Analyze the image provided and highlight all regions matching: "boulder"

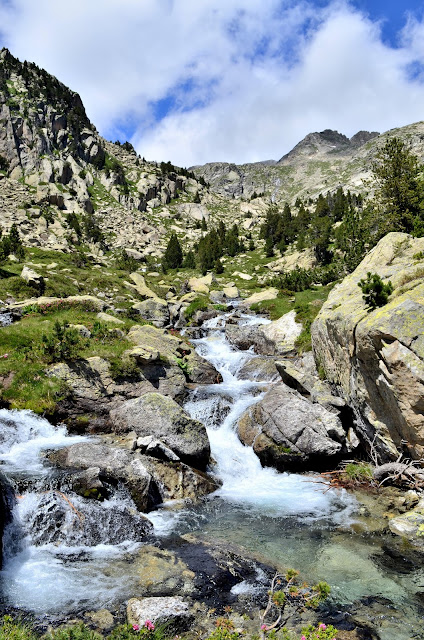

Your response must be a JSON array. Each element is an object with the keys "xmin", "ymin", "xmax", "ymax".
[
  {"xmin": 127, "ymin": 273, "xmax": 159, "ymax": 299},
  {"xmin": 132, "ymin": 298, "xmax": 170, "ymax": 328},
  {"xmin": 241, "ymin": 288, "xmax": 279, "ymax": 307},
  {"xmin": 188, "ymin": 276, "xmax": 210, "ymax": 295},
  {"xmin": 127, "ymin": 324, "xmax": 221, "ymax": 385},
  {"xmin": 237, "ymin": 383, "xmax": 354, "ymax": 470},
  {"xmin": 254, "ymin": 310, "xmax": 302, "ymax": 356},
  {"xmin": 143, "ymin": 457, "xmax": 220, "ymax": 501},
  {"xmin": 96, "ymin": 312, "xmax": 124, "ymax": 325},
  {"xmin": 48, "ymin": 442, "xmax": 155, "ymax": 511},
  {"xmin": 20, "ymin": 265, "xmax": 44, "ymax": 291},
  {"xmin": 223, "ymin": 286, "xmax": 239, "ymax": 299},
  {"xmin": 131, "ymin": 546, "xmax": 195, "ymax": 596},
  {"xmin": 238, "ymin": 357, "xmax": 280, "ymax": 382},
  {"xmin": 311, "ymin": 232, "xmax": 424, "ymax": 461},
  {"xmin": 389, "ymin": 498, "xmax": 424, "ymax": 546},
  {"xmin": 109, "ymin": 392, "xmax": 211, "ymax": 469},
  {"xmin": 127, "ymin": 596, "xmax": 193, "ymax": 632}
]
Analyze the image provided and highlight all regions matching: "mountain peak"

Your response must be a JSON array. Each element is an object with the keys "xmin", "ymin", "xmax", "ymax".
[{"xmin": 278, "ymin": 128, "xmax": 379, "ymax": 163}]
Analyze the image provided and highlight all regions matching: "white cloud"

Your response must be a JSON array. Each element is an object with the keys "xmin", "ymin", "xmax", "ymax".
[{"xmin": 1, "ymin": 1, "xmax": 424, "ymax": 165}]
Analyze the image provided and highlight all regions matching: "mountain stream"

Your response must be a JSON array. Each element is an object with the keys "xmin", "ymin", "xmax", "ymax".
[{"xmin": 0, "ymin": 312, "xmax": 423, "ymax": 639}]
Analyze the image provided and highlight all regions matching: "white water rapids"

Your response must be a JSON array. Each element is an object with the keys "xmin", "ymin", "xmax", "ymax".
[{"xmin": 0, "ymin": 312, "xmax": 422, "ymax": 639}]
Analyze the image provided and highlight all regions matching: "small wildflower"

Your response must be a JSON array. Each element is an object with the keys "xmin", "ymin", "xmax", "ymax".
[
  {"xmin": 319, "ymin": 624, "xmax": 326, "ymax": 631},
  {"xmin": 144, "ymin": 620, "xmax": 155, "ymax": 631},
  {"xmin": 261, "ymin": 624, "xmax": 268, "ymax": 631},
  {"xmin": 132, "ymin": 624, "xmax": 140, "ymax": 631}
]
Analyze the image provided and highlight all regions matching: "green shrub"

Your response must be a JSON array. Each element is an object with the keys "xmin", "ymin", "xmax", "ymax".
[
  {"xmin": 42, "ymin": 321, "xmax": 86, "ymax": 363},
  {"xmin": 184, "ymin": 295, "xmax": 209, "ymax": 321},
  {"xmin": 109, "ymin": 356, "xmax": 140, "ymax": 381},
  {"xmin": 358, "ymin": 272, "xmax": 393, "ymax": 309},
  {"xmin": 344, "ymin": 462, "xmax": 373, "ymax": 483},
  {"xmin": 45, "ymin": 622, "xmax": 102, "ymax": 639}
]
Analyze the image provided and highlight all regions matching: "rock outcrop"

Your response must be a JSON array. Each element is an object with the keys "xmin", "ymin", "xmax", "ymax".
[{"xmin": 312, "ymin": 232, "xmax": 424, "ymax": 461}]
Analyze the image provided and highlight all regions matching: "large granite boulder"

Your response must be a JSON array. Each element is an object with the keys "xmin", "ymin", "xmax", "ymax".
[
  {"xmin": 127, "ymin": 324, "xmax": 221, "ymax": 385},
  {"xmin": 109, "ymin": 392, "xmax": 211, "ymax": 470},
  {"xmin": 127, "ymin": 596, "xmax": 193, "ymax": 632},
  {"xmin": 49, "ymin": 442, "xmax": 156, "ymax": 511},
  {"xmin": 131, "ymin": 298, "xmax": 170, "ymax": 328},
  {"xmin": 311, "ymin": 232, "xmax": 424, "ymax": 461},
  {"xmin": 237, "ymin": 383, "xmax": 355, "ymax": 470}
]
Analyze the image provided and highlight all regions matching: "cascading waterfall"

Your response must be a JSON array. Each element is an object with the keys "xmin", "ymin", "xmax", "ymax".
[{"xmin": 0, "ymin": 314, "xmax": 422, "ymax": 639}]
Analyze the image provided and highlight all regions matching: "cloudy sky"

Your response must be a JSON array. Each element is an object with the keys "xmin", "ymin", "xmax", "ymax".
[{"xmin": 1, "ymin": 0, "xmax": 424, "ymax": 167}]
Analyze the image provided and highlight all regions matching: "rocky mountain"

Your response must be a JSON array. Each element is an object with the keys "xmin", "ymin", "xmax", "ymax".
[
  {"xmin": 0, "ymin": 48, "xmax": 239, "ymax": 260},
  {"xmin": 192, "ymin": 123, "xmax": 424, "ymax": 202}
]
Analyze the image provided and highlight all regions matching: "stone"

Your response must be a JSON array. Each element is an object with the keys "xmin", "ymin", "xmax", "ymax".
[
  {"xmin": 237, "ymin": 383, "xmax": 353, "ymax": 470},
  {"xmin": 132, "ymin": 546, "xmax": 195, "ymax": 595},
  {"xmin": 233, "ymin": 271, "xmax": 253, "ymax": 280},
  {"xmin": 254, "ymin": 310, "xmax": 302, "ymax": 356},
  {"xmin": 127, "ymin": 596, "xmax": 193, "ymax": 632},
  {"xmin": 96, "ymin": 312, "xmax": 124, "ymax": 324},
  {"xmin": 210, "ymin": 290, "xmax": 227, "ymax": 304},
  {"xmin": 238, "ymin": 357, "xmax": 280, "ymax": 382},
  {"xmin": 109, "ymin": 392, "xmax": 211, "ymax": 470},
  {"xmin": 311, "ymin": 232, "xmax": 424, "ymax": 461},
  {"xmin": 20, "ymin": 265, "xmax": 44, "ymax": 290},
  {"xmin": 84, "ymin": 610, "xmax": 114, "ymax": 632},
  {"xmin": 241, "ymin": 288, "xmax": 279, "ymax": 307},
  {"xmin": 49, "ymin": 442, "xmax": 155, "ymax": 512},
  {"xmin": 70, "ymin": 324, "xmax": 91, "ymax": 338},
  {"xmin": 143, "ymin": 457, "xmax": 220, "ymax": 501},
  {"xmin": 389, "ymin": 498, "xmax": 424, "ymax": 546},
  {"xmin": 188, "ymin": 276, "xmax": 210, "ymax": 295},
  {"xmin": 223, "ymin": 286, "xmax": 239, "ymax": 298},
  {"xmin": 131, "ymin": 298, "xmax": 170, "ymax": 328},
  {"xmin": 127, "ymin": 273, "xmax": 159, "ymax": 299}
]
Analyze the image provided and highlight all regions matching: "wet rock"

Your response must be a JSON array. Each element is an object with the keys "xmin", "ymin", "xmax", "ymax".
[
  {"xmin": 143, "ymin": 457, "xmax": 220, "ymax": 502},
  {"xmin": 71, "ymin": 466, "xmax": 106, "ymax": 500},
  {"xmin": 389, "ymin": 498, "xmax": 424, "ymax": 546},
  {"xmin": 49, "ymin": 442, "xmax": 156, "ymax": 511},
  {"xmin": 131, "ymin": 545, "xmax": 196, "ymax": 596},
  {"xmin": 237, "ymin": 383, "xmax": 353, "ymax": 470},
  {"xmin": 109, "ymin": 392, "xmax": 211, "ymax": 470},
  {"xmin": 25, "ymin": 490, "xmax": 153, "ymax": 545},
  {"xmin": 0, "ymin": 472, "xmax": 15, "ymax": 569},
  {"xmin": 127, "ymin": 596, "xmax": 194, "ymax": 632},
  {"xmin": 225, "ymin": 324, "xmax": 257, "ymax": 350},
  {"xmin": 238, "ymin": 357, "xmax": 280, "ymax": 382},
  {"xmin": 84, "ymin": 609, "xmax": 114, "ymax": 632}
]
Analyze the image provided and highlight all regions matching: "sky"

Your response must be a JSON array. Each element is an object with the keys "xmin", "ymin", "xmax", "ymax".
[{"xmin": 1, "ymin": 0, "xmax": 424, "ymax": 167}]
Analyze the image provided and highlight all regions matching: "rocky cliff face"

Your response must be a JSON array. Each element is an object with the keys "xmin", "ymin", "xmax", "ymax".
[
  {"xmin": 0, "ymin": 48, "xmax": 221, "ymax": 257},
  {"xmin": 311, "ymin": 232, "xmax": 424, "ymax": 462}
]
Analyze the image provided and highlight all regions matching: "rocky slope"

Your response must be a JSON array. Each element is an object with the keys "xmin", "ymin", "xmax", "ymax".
[
  {"xmin": 0, "ymin": 48, "xmax": 244, "ymax": 259},
  {"xmin": 192, "ymin": 123, "xmax": 424, "ymax": 203},
  {"xmin": 311, "ymin": 232, "xmax": 424, "ymax": 462}
]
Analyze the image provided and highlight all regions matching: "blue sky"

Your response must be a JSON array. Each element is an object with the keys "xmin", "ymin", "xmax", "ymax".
[{"xmin": 1, "ymin": 0, "xmax": 424, "ymax": 166}]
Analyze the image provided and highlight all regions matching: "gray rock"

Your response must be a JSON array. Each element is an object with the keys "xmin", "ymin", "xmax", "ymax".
[
  {"xmin": 238, "ymin": 357, "xmax": 280, "ymax": 382},
  {"xmin": 49, "ymin": 442, "xmax": 155, "ymax": 511},
  {"xmin": 20, "ymin": 266, "xmax": 44, "ymax": 291},
  {"xmin": 127, "ymin": 596, "xmax": 193, "ymax": 632},
  {"xmin": 311, "ymin": 232, "xmax": 424, "ymax": 461},
  {"xmin": 132, "ymin": 298, "xmax": 170, "ymax": 328},
  {"xmin": 109, "ymin": 392, "xmax": 211, "ymax": 470},
  {"xmin": 237, "ymin": 383, "xmax": 353, "ymax": 470}
]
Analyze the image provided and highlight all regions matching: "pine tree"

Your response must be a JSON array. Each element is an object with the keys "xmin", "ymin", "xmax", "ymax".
[
  {"xmin": 183, "ymin": 250, "xmax": 196, "ymax": 269},
  {"xmin": 371, "ymin": 136, "xmax": 424, "ymax": 236},
  {"xmin": 164, "ymin": 233, "xmax": 183, "ymax": 269}
]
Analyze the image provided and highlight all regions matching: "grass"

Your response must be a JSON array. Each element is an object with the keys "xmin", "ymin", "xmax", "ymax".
[{"xmin": 0, "ymin": 307, "xmax": 136, "ymax": 413}]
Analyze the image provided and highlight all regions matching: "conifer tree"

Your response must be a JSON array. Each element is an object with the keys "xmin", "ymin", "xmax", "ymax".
[{"xmin": 164, "ymin": 233, "xmax": 183, "ymax": 269}]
